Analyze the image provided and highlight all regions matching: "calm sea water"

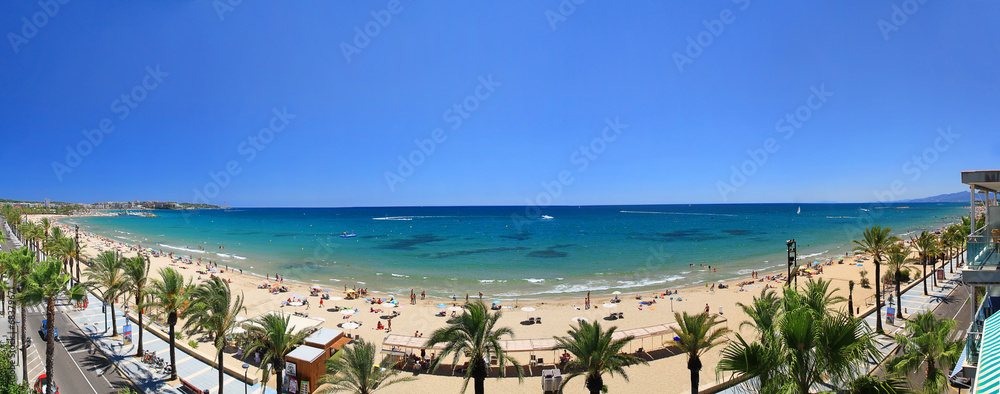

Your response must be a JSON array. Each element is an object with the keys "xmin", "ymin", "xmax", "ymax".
[{"xmin": 63, "ymin": 203, "xmax": 965, "ymax": 298}]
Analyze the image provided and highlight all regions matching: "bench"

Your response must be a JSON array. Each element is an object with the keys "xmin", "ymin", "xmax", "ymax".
[{"xmin": 180, "ymin": 377, "xmax": 208, "ymax": 394}]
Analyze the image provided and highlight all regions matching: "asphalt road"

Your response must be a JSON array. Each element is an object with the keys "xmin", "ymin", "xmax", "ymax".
[{"xmin": 3, "ymin": 220, "xmax": 139, "ymax": 393}]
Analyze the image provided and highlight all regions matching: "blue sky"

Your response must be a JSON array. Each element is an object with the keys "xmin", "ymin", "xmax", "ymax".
[{"xmin": 1, "ymin": 1, "xmax": 998, "ymax": 207}]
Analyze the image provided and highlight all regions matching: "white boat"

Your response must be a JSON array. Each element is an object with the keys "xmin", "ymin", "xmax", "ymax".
[
  {"xmin": 541, "ymin": 215, "xmax": 554, "ymax": 220},
  {"xmin": 797, "ymin": 206, "xmax": 801, "ymax": 215}
]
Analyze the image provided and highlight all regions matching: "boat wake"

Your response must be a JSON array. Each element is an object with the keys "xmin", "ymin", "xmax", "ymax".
[{"xmin": 620, "ymin": 210, "xmax": 737, "ymax": 217}]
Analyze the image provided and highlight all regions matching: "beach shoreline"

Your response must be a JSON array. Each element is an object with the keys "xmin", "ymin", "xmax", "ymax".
[{"xmin": 34, "ymin": 212, "xmax": 959, "ymax": 393}]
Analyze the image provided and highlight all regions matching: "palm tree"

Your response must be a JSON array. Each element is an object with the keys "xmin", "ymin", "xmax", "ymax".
[
  {"xmin": 185, "ymin": 277, "xmax": 246, "ymax": 394},
  {"xmin": 122, "ymin": 255, "xmax": 151, "ymax": 357},
  {"xmin": 316, "ymin": 338, "xmax": 415, "ymax": 394},
  {"xmin": 844, "ymin": 374, "xmax": 913, "ymax": 394},
  {"xmin": 2, "ymin": 248, "xmax": 34, "ymax": 380},
  {"xmin": 426, "ymin": 301, "xmax": 524, "ymax": 394},
  {"xmin": 911, "ymin": 230, "xmax": 938, "ymax": 295},
  {"xmin": 885, "ymin": 245, "xmax": 913, "ymax": 319},
  {"xmin": 853, "ymin": 225, "xmax": 898, "ymax": 334},
  {"xmin": 672, "ymin": 312, "xmax": 730, "ymax": 394},
  {"xmin": 718, "ymin": 284, "xmax": 881, "ymax": 394},
  {"xmin": 21, "ymin": 258, "xmax": 85, "ymax": 394},
  {"xmin": 554, "ymin": 320, "xmax": 647, "ymax": 394},
  {"xmin": 147, "ymin": 267, "xmax": 192, "ymax": 380},
  {"xmin": 84, "ymin": 251, "xmax": 126, "ymax": 336},
  {"xmin": 242, "ymin": 312, "xmax": 309, "ymax": 394},
  {"xmin": 886, "ymin": 311, "xmax": 962, "ymax": 393},
  {"xmin": 944, "ymin": 225, "xmax": 962, "ymax": 274}
]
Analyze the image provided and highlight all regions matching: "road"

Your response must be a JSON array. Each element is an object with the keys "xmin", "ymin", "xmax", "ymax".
[{"xmin": 3, "ymin": 220, "xmax": 139, "ymax": 393}]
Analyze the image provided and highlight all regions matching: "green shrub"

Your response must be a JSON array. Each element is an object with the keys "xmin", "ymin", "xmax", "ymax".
[{"xmin": 188, "ymin": 340, "xmax": 199, "ymax": 349}]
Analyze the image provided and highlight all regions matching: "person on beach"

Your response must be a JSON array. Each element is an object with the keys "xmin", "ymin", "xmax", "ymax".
[{"xmin": 705, "ymin": 303, "xmax": 710, "ymax": 313}]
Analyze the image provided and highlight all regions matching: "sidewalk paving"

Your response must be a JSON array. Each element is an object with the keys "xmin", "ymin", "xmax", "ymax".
[{"xmin": 67, "ymin": 292, "xmax": 277, "ymax": 394}]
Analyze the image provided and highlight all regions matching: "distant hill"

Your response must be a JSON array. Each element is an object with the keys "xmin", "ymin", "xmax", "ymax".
[{"xmin": 905, "ymin": 191, "xmax": 970, "ymax": 203}]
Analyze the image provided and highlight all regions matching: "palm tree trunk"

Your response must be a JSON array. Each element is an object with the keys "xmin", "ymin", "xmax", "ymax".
[
  {"xmin": 932, "ymin": 256, "xmax": 938, "ymax": 288},
  {"xmin": 875, "ymin": 256, "xmax": 883, "ymax": 334},
  {"xmin": 168, "ymin": 314, "xmax": 178, "ymax": 380},
  {"xmin": 218, "ymin": 350, "xmax": 225, "ymax": 394},
  {"xmin": 276, "ymin": 364, "xmax": 284, "ymax": 394},
  {"xmin": 688, "ymin": 355, "xmax": 702, "ymax": 394},
  {"xmin": 136, "ymin": 292, "xmax": 144, "ymax": 357},
  {"xmin": 896, "ymin": 276, "xmax": 902, "ymax": 319},
  {"xmin": 45, "ymin": 298, "xmax": 56, "ymax": 394},
  {"xmin": 21, "ymin": 301, "xmax": 27, "ymax": 380},
  {"xmin": 473, "ymin": 359, "xmax": 487, "ymax": 394},
  {"xmin": 586, "ymin": 374, "xmax": 604, "ymax": 394},
  {"xmin": 922, "ymin": 255, "xmax": 928, "ymax": 295},
  {"xmin": 111, "ymin": 302, "xmax": 118, "ymax": 336}
]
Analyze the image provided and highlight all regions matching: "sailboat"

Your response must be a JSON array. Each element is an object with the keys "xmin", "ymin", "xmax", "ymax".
[{"xmin": 797, "ymin": 206, "xmax": 801, "ymax": 215}]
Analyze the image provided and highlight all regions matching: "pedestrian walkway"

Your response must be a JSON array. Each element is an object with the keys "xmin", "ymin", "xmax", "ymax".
[
  {"xmin": 66, "ymin": 292, "xmax": 277, "ymax": 394},
  {"xmin": 714, "ymin": 259, "xmax": 962, "ymax": 393}
]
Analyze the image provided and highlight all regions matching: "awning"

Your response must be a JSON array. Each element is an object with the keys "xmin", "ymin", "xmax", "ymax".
[
  {"xmin": 952, "ymin": 344, "xmax": 967, "ymax": 378},
  {"xmin": 974, "ymin": 312, "xmax": 1000, "ymax": 393}
]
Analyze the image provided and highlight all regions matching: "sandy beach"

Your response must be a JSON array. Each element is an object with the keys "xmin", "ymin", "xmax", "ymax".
[{"xmin": 33, "ymin": 214, "xmax": 945, "ymax": 394}]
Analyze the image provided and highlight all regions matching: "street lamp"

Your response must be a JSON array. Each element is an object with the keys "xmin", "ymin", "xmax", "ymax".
[
  {"xmin": 786, "ymin": 239, "xmax": 797, "ymax": 288},
  {"xmin": 242, "ymin": 363, "xmax": 250, "ymax": 394},
  {"xmin": 74, "ymin": 225, "xmax": 80, "ymax": 286}
]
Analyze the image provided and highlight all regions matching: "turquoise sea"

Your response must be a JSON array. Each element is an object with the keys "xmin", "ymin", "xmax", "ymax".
[{"xmin": 62, "ymin": 203, "xmax": 966, "ymax": 298}]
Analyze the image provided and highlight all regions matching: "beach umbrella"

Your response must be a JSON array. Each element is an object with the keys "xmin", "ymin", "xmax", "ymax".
[
  {"xmin": 571, "ymin": 317, "xmax": 588, "ymax": 323},
  {"xmin": 311, "ymin": 285, "xmax": 322, "ymax": 290},
  {"xmin": 229, "ymin": 326, "xmax": 246, "ymax": 335},
  {"xmin": 436, "ymin": 304, "xmax": 448, "ymax": 308},
  {"xmin": 520, "ymin": 307, "xmax": 536, "ymax": 312},
  {"xmin": 323, "ymin": 289, "xmax": 332, "ymax": 293},
  {"xmin": 492, "ymin": 300, "xmax": 502, "ymax": 304},
  {"xmin": 449, "ymin": 306, "xmax": 465, "ymax": 312},
  {"xmin": 330, "ymin": 296, "xmax": 343, "ymax": 301},
  {"xmin": 603, "ymin": 303, "xmax": 617, "ymax": 308},
  {"xmin": 341, "ymin": 322, "xmax": 360, "ymax": 330},
  {"xmin": 611, "ymin": 291, "xmax": 622, "ymax": 295},
  {"xmin": 340, "ymin": 309, "xmax": 356, "ymax": 316},
  {"xmin": 383, "ymin": 303, "xmax": 396, "ymax": 308}
]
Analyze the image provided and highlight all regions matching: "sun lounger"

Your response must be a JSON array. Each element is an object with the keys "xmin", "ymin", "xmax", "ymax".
[{"xmin": 528, "ymin": 317, "xmax": 536, "ymax": 324}]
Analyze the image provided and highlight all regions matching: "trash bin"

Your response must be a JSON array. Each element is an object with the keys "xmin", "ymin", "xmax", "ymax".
[{"xmin": 541, "ymin": 369, "xmax": 562, "ymax": 392}]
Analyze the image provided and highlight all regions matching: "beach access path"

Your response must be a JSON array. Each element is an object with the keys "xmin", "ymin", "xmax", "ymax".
[{"xmin": 66, "ymin": 291, "xmax": 278, "ymax": 394}]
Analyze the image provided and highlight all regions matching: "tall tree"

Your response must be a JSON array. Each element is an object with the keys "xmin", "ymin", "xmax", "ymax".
[
  {"xmin": 554, "ymin": 321, "xmax": 646, "ymax": 394},
  {"xmin": 886, "ymin": 311, "xmax": 962, "ymax": 394},
  {"xmin": 122, "ymin": 255, "xmax": 151, "ymax": 357},
  {"xmin": 911, "ymin": 230, "xmax": 939, "ymax": 295},
  {"xmin": 884, "ymin": 245, "xmax": 913, "ymax": 319},
  {"xmin": 147, "ymin": 267, "xmax": 192, "ymax": 380},
  {"xmin": 242, "ymin": 313, "xmax": 309, "ymax": 394},
  {"xmin": 185, "ymin": 277, "xmax": 246, "ymax": 394},
  {"xmin": 21, "ymin": 258, "xmax": 85, "ymax": 394},
  {"xmin": 672, "ymin": 312, "xmax": 730, "ymax": 394},
  {"xmin": 316, "ymin": 338, "xmax": 415, "ymax": 394},
  {"xmin": 426, "ymin": 301, "xmax": 524, "ymax": 394},
  {"xmin": 2, "ymin": 248, "xmax": 34, "ymax": 380},
  {"xmin": 83, "ymin": 251, "xmax": 126, "ymax": 335},
  {"xmin": 853, "ymin": 225, "xmax": 899, "ymax": 334}
]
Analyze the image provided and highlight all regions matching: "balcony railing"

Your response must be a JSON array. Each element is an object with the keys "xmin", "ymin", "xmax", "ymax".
[
  {"xmin": 967, "ymin": 296, "xmax": 1000, "ymax": 365},
  {"xmin": 966, "ymin": 237, "xmax": 1000, "ymax": 270}
]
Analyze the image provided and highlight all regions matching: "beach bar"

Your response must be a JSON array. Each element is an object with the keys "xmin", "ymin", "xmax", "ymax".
[
  {"xmin": 304, "ymin": 327, "xmax": 347, "ymax": 357},
  {"xmin": 285, "ymin": 345, "xmax": 327, "ymax": 394}
]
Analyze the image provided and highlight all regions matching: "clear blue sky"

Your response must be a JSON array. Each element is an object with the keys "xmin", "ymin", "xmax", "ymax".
[{"xmin": 1, "ymin": 1, "xmax": 998, "ymax": 207}]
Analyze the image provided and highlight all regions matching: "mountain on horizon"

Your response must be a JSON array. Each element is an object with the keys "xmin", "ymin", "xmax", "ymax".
[{"xmin": 905, "ymin": 191, "xmax": 970, "ymax": 203}]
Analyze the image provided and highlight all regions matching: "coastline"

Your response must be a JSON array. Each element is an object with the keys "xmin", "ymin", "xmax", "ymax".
[{"xmin": 36, "ymin": 212, "xmax": 959, "ymax": 393}]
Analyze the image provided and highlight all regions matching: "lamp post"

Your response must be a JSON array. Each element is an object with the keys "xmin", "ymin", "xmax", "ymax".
[
  {"xmin": 242, "ymin": 363, "xmax": 250, "ymax": 394},
  {"xmin": 786, "ymin": 239, "xmax": 797, "ymax": 288}
]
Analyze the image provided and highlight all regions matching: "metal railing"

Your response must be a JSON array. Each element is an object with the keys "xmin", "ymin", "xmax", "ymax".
[{"xmin": 966, "ymin": 238, "xmax": 1000, "ymax": 270}]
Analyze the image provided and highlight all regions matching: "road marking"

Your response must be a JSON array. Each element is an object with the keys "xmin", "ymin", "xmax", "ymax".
[{"xmin": 59, "ymin": 337, "xmax": 100, "ymax": 393}]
